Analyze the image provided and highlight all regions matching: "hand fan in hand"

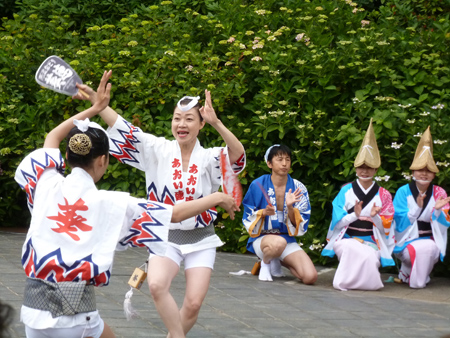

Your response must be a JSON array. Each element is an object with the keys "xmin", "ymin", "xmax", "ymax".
[
  {"xmin": 220, "ymin": 149, "xmax": 243, "ymax": 206},
  {"xmin": 256, "ymin": 181, "xmax": 272, "ymax": 206},
  {"xmin": 35, "ymin": 55, "xmax": 89, "ymax": 98}
]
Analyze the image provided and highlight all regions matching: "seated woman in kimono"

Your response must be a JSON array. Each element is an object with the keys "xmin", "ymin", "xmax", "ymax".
[
  {"xmin": 321, "ymin": 119, "xmax": 395, "ymax": 291},
  {"xmin": 393, "ymin": 126, "xmax": 450, "ymax": 288},
  {"xmin": 15, "ymin": 71, "xmax": 238, "ymax": 338},
  {"xmin": 242, "ymin": 145, "xmax": 317, "ymax": 284},
  {"xmin": 73, "ymin": 85, "xmax": 244, "ymax": 337}
]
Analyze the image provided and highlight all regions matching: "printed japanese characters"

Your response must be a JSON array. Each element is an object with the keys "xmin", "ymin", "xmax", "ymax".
[{"xmin": 35, "ymin": 55, "xmax": 88, "ymax": 97}]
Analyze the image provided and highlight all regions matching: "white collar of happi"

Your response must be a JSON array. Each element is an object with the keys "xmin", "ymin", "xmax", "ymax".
[{"xmin": 171, "ymin": 140, "xmax": 202, "ymax": 204}]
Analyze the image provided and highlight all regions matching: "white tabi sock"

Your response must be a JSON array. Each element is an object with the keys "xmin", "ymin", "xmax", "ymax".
[
  {"xmin": 259, "ymin": 261, "xmax": 273, "ymax": 282},
  {"xmin": 270, "ymin": 259, "xmax": 285, "ymax": 277}
]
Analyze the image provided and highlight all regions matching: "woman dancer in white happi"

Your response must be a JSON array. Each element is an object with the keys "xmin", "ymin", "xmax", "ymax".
[
  {"xmin": 16, "ymin": 72, "xmax": 238, "ymax": 338},
  {"xmin": 393, "ymin": 126, "xmax": 450, "ymax": 288},
  {"xmin": 73, "ymin": 86, "xmax": 245, "ymax": 337}
]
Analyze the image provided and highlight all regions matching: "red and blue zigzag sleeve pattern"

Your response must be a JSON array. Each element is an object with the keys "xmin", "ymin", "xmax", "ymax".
[
  {"xmin": 109, "ymin": 118, "xmax": 142, "ymax": 165},
  {"xmin": 15, "ymin": 149, "xmax": 65, "ymax": 211}
]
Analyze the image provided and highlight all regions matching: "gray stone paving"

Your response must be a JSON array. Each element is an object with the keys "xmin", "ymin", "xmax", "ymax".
[{"xmin": 1, "ymin": 231, "xmax": 450, "ymax": 337}]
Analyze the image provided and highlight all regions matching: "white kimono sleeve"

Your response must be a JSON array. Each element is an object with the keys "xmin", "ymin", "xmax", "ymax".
[{"xmin": 116, "ymin": 197, "xmax": 171, "ymax": 256}]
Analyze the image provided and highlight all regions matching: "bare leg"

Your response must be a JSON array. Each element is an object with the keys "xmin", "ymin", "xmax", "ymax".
[
  {"xmin": 98, "ymin": 323, "xmax": 115, "ymax": 338},
  {"xmin": 260, "ymin": 235, "xmax": 287, "ymax": 263},
  {"xmin": 282, "ymin": 250, "xmax": 317, "ymax": 285},
  {"xmin": 147, "ymin": 256, "xmax": 185, "ymax": 338},
  {"xmin": 178, "ymin": 267, "xmax": 212, "ymax": 335}
]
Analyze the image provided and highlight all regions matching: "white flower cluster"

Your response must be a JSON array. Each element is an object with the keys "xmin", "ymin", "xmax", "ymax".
[
  {"xmin": 268, "ymin": 110, "xmax": 285, "ymax": 117},
  {"xmin": 402, "ymin": 172, "xmax": 412, "ymax": 180},
  {"xmin": 295, "ymin": 33, "xmax": 305, "ymax": 41},
  {"xmin": 432, "ymin": 104, "xmax": 445, "ymax": 109},
  {"xmin": 420, "ymin": 111, "xmax": 430, "ymax": 116},
  {"xmin": 391, "ymin": 142, "xmax": 403, "ymax": 149},
  {"xmin": 398, "ymin": 103, "xmax": 412, "ymax": 108},
  {"xmin": 374, "ymin": 96, "xmax": 395, "ymax": 101},
  {"xmin": 434, "ymin": 139, "xmax": 447, "ymax": 145},
  {"xmin": 437, "ymin": 161, "xmax": 450, "ymax": 167},
  {"xmin": 309, "ymin": 243, "xmax": 324, "ymax": 251}
]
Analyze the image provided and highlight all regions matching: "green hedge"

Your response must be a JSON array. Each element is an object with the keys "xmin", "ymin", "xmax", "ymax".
[{"xmin": 1, "ymin": 0, "xmax": 450, "ymax": 274}]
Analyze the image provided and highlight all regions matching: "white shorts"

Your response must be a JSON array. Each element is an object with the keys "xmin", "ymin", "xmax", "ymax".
[
  {"xmin": 252, "ymin": 236, "xmax": 302, "ymax": 260},
  {"xmin": 150, "ymin": 245, "xmax": 216, "ymax": 270},
  {"xmin": 25, "ymin": 318, "xmax": 104, "ymax": 338}
]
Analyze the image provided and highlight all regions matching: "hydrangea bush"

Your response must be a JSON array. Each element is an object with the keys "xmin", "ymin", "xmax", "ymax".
[{"xmin": 1, "ymin": 0, "xmax": 450, "ymax": 273}]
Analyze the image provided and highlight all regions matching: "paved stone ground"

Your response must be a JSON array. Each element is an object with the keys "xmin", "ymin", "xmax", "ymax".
[{"xmin": 1, "ymin": 231, "xmax": 450, "ymax": 337}]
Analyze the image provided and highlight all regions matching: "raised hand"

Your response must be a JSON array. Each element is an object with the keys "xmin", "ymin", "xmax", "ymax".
[
  {"xmin": 93, "ymin": 70, "xmax": 112, "ymax": 111},
  {"xmin": 370, "ymin": 202, "xmax": 381, "ymax": 217},
  {"xmin": 286, "ymin": 187, "xmax": 302, "ymax": 207},
  {"xmin": 354, "ymin": 200, "xmax": 363, "ymax": 217},
  {"xmin": 199, "ymin": 89, "xmax": 220, "ymax": 126},
  {"xmin": 72, "ymin": 70, "xmax": 112, "ymax": 106},
  {"xmin": 435, "ymin": 196, "xmax": 450, "ymax": 210}
]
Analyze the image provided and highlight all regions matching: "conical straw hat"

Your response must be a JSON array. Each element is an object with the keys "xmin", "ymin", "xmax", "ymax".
[
  {"xmin": 409, "ymin": 126, "xmax": 439, "ymax": 173},
  {"xmin": 354, "ymin": 118, "xmax": 381, "ymax": 169}
]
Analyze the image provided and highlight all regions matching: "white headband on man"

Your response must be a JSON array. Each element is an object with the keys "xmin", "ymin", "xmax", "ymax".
[
  {"xmin": 177, "ymin": 96, "xmax": 200, "ymax": 112},
  {"xmin": 264, "ymin": 144, "xmax": 281, "ymax": 163},
  {"xmin": 73, "ymin": 118, "xmax": 107, "ymax": 135}
]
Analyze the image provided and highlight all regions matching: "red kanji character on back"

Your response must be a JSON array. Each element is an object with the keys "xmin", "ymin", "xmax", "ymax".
[
  {"xmin": 186, "ymin": 187, "xmax": 195, "ymax": 195},
  {"xmin": 174, "ymin": 181, "xmax": 183, "ymax": 189},
  {"xmin": 47, "ymin": 198, "xmax": 92, "ymax": 241}
]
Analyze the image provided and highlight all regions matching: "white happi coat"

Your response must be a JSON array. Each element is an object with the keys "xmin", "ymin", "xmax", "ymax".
[
  {"xmin": 107, "ymin": 116, "xmax": 246, "ymax": 253},
  {"xmin": 15, "ymin": 148, "xmax": 170, "ymax": 330}
]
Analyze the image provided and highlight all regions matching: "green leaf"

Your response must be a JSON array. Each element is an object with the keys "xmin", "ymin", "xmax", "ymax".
[
  {"xmin": 414, "ymin": 85, "xmax": 424, "ymax": 95},
  {"xmin": 238, "ymin": 234, "xmax": 249, "ymax": 242},
  {"xmin": 418, "ymin": 93, "xmax": 429, "ymax": 102}
]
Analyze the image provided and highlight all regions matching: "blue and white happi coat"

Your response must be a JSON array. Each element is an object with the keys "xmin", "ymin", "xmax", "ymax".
[
  {"xmin": 393, "ymin": 183, "xmax": 450, "ymax": 261},
  {"xmin": 107, "ymin": 116, "xmax": 246, "ymax": 253},
  {"xmin": 321, "ymin": 181, "xmax": 395, "ymax": 267},
  {"xmin": 242, "ymin": 174, "xmax": 311, "ymax": 253}
]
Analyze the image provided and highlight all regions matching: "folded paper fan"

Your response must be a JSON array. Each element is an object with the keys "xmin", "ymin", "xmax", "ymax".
[{"xmin": 220, "ymin": 149, "xmax": 243, "ymax": 206}]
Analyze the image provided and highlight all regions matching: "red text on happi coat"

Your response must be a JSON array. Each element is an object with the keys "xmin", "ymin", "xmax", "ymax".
[{"xmin": 47, "ymin": 198, "xmax": 92, "ymax": 241}]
